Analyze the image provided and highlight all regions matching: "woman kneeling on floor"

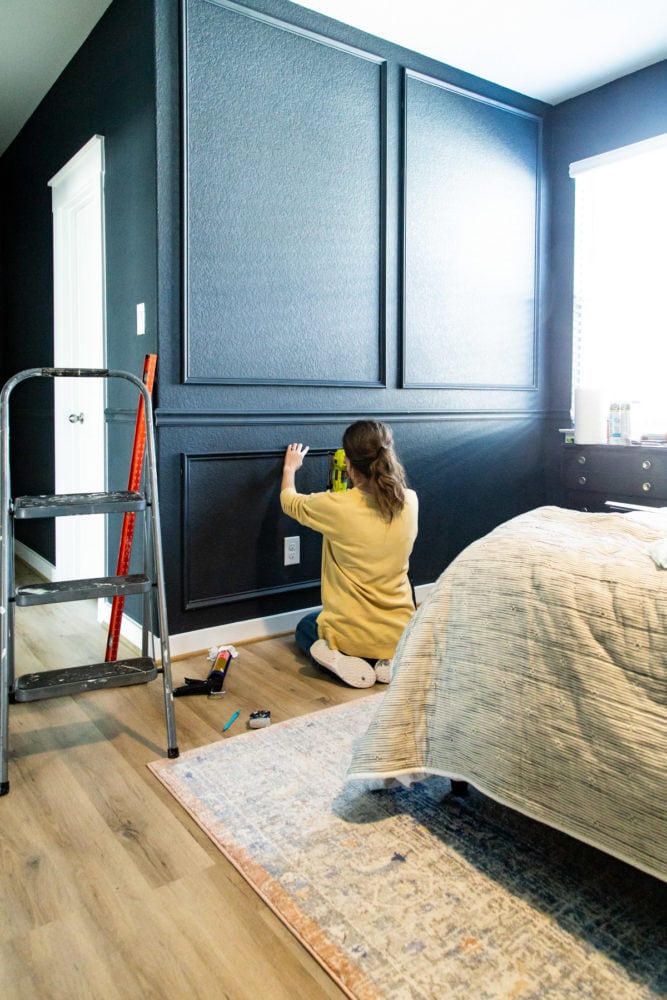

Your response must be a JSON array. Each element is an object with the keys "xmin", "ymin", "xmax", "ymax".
[{"xmin": 280, "ymin": 420, "xmax": 418, "ymax": 688}]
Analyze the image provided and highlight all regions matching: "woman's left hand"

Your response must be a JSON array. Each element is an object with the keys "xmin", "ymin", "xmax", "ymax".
[{"xmin": 283, "ymin": 442, "xmax": 309, "ymax": 472}]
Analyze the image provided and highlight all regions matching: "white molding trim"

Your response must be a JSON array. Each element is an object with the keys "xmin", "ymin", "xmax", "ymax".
[
  {"xmin": 96, "ymin": 601, "xmax": 143, "ymax": 652},
  {"xmin": 48, "ymin": 134, "xmax": 105, "ymax": 188},
  {"xmin": 48, "ymin": 134, "xmax": 107, "ymax": 581},
  {"xmin": 14, "ymin": 540, "xmax": 56, "ymax": 582},
  {"xmin": 165, "ymin": 581, "xmax": 434, "ymax": 658},
  {"xmin": 167, "ymin": 604, "xmax": 322, "ymax": 658},
  {"xmin": 569, "ymin": 132, "xmax": 667, "ymax": 177}
]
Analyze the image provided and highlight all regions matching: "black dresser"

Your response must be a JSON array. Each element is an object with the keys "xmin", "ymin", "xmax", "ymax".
[{"xmin": 562, "ymin": 444, "xmax": 667, "ymax": 512}]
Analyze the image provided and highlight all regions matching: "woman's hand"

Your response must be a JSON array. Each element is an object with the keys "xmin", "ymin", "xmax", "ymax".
[
  {"xmin": 283, "ymin": 442, "xmax": 309, "ymax": 471},
  {"xmin": 282, "ymin": 442, "xmax": 310, "ymax": 491}
]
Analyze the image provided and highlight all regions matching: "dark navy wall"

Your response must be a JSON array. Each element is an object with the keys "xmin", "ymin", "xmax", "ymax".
[
  {"xmin": 2, "ymin": 0, "xmax": 556, "ymax": 641},
  {"xmin": 153, "ymin": 0, "xmax": 550, "ymax": 635},
  {"xmin": 0, "ymin": 0, "xmax": 158, "ymax": 561}
]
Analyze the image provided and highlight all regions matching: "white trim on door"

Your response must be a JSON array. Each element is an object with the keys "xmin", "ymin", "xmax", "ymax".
[{"xmin": 49, "ymin": 135, "xmax": 107, "ymax": 580}]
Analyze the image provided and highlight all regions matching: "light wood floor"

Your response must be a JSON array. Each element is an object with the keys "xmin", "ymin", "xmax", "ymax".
[{"xmin": 2, "ymin": 565, "xmax": 379, "ymax": 1000}]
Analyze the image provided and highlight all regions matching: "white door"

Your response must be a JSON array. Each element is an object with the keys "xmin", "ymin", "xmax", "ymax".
[{"xmin": 49, "ymin": 136, "xmax": 106, "ymax": 580}]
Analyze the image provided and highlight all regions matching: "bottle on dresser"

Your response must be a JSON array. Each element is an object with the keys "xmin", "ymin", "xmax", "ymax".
[{"xmin": 608, "ymin": 401, "xmax": 632, "ymax": 444}]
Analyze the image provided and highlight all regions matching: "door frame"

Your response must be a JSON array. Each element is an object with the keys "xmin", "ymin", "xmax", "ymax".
[{"xmin": 48, "ymin": 135, "xmax": 107, "ymax": 580}]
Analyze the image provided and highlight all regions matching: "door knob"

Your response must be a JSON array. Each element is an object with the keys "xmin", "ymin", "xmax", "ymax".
[{"xmin": 68, "ymin": 412, "xmax": 84, "ymax": 423}]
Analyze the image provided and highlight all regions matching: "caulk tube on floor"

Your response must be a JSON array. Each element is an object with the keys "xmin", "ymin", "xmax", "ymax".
[
  {"xmin": 206, "ymin": 648, "xmax": 232, "ymax": 693},
  {"xmin": 174, "ymin": 648, "xmax": 234, "ymax": 697}
]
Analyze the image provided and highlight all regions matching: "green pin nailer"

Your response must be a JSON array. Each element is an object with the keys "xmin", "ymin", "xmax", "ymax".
[{"xmin": 329, "ymin": 449, "xmax": 348, "ymax": 492}]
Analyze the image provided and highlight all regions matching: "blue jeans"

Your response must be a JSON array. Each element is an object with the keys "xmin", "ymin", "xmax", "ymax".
[
  {"xmin": 295, "ymin": 610, "xmax": 377, "ymax": 666},
  {"xmin": 295, "ymin": 610, "xmax": 320, "ymax": 657}
]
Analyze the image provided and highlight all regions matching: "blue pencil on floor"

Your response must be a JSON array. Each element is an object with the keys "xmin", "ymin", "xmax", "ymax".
[{"xmin": 223, "ymin": 710, "xmax": 240, "ymax": 732}]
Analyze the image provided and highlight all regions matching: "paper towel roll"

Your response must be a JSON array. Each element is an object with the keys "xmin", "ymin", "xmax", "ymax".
[{"xmin": 574, "ymin": 387, "xmax": 606, "ymax": 444}]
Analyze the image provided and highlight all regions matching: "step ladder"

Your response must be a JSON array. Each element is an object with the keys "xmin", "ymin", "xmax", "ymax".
[{"xmin": 0, "ymin": 367, "xmax": 179, "ymax": 795}]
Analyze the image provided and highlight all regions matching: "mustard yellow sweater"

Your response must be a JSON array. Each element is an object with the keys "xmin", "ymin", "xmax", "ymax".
[{"xmin": 280, "ymin": 486, "xmax": 418, "ymax": 660}]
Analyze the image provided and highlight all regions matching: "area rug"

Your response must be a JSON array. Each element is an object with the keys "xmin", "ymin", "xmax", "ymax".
[{"xmin": 149, "ymin": 697, "xmax": 667, "ymax": 1000}]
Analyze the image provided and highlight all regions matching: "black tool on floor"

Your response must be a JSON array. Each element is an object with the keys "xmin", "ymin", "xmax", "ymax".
[{"xmin": 174, "ymin": 648, "xmax": 232, "ymax": 697}]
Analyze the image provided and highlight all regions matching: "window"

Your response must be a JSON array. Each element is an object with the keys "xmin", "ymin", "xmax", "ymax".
[{"xmin": 570, "ymin": 134, "xmax": 667, "ymax": 435}]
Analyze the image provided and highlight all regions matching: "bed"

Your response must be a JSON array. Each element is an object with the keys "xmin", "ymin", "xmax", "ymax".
[{"xmin": 347, "ymin": 505, "xmax": 667, "ymax": 882}]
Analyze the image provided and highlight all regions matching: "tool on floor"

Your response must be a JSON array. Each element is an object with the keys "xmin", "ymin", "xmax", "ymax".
[
  {"xmin": 173, "ymin": 647, "xmax": 234, "ymax": 697},
  {"xmin": 105, "ymin": 354, "xmax": 157, "ymax": 662},
  {"xmin": 249, "ymin": 710, "xmax": 271, "ymax": 728}
]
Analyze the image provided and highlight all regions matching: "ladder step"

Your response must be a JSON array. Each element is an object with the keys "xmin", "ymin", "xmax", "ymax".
[
  {"xmin": 13, "ymin": 490, "xmax": 147, "ymax": 519},
  {"xmin": 13, "ymin": 658, "xmax": 158, "ymax": 702},
  {"xmin": 16, "ymin": 573, "xmax": 152, "ymax": 606}
]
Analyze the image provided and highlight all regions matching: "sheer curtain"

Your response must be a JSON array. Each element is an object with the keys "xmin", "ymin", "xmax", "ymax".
[{"xmin": 570, "ymin": 134, "xmax": 667, "ymax": 434}]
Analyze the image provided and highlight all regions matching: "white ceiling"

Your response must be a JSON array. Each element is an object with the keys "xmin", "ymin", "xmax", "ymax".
[
  {"xmin": 288, "ymin": 0, "xmax": 667, "ymax": 103},
  {"xmin": 1, "ymin": 0, "xmax": 666, "ymax": 156}
]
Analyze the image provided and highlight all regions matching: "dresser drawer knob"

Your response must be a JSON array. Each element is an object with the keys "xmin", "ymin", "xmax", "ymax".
[
  {"xmin": 642, "ymin": 459, "xmax": 652, "ymax": 470},
  {"xmin": 577, "ymin": 455, "xmax": 586, "ymax": 465},
  {"xmin": 578, "ymin": 476, "xmax": 587, "ymax": 486},
  {"xmin": 642, "ymin": 482, "xmax": 652, "ymax": 492}
]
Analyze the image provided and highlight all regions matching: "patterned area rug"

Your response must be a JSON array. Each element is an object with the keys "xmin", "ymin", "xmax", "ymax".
[{"xmin": 149, "ymin": 697, "xmax": 667, "ymax": 1000}]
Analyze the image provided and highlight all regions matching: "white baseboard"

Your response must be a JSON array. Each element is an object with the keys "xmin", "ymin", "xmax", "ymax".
[
  {"xmin": 167, "ymin": 603, "xmax": 322, "ymax": 657},
  {"xmin": 96, "ymin": 601, "xmax": 143, "ymax": 652},
  {"xmin": 167, "ymin": 581, "xmax": 434, "ymax": 658},
  {"xmin": 14, "ymin": 542, "xmax": 434, "ymax": 659},
  {"xmin": 14, "ymin": 540, "xmax": 57, "ymax": 581}
]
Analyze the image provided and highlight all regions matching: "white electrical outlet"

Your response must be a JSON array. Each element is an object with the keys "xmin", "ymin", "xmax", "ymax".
[
  {"xmin": 284, "ymin": 535, "xmax": 300, "ymax": 566},
  {"xmin": 136, "ymin": 302, "xmax": 145, "ymax": 336}
]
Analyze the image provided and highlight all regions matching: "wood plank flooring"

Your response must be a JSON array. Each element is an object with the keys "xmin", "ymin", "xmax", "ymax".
[{"xmin": 2, "ymin": 566, "xmax": 379, "ymax": 999}]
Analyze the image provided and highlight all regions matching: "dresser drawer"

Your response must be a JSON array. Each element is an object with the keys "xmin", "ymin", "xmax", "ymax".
[{"xmin": 563, "ymin": 446, "xmax": 667, "ymax": 501}]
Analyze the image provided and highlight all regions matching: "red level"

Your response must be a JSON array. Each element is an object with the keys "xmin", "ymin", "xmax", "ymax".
[{"xmin": 105, "ymin": 355, "xmax": 157, "ymax": 662}]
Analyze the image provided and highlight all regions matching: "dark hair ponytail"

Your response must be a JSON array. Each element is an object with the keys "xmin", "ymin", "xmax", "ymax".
[{"xmin": 342, "ymin": 420, "xmax": 407, "ymax": 521}]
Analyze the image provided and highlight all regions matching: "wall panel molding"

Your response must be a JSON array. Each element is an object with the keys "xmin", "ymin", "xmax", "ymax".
[
  {"xmin": 401, "ymin": 69, "xmax": 542, "ymax": 390},
  {"xmin": 182, "ymin": 0, "xmax": 387, "ymax": 386},
  {"xmin": 182, "ymin": 448, "xmax": 328, "ymax": 609},
  {"xmin": 158, "ymin": 408, "xmax": 552, "ymax": 427}
]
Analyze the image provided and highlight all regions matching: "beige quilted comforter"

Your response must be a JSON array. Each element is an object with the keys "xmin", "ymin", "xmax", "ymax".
[{"xmin": 347, "ymin": 506, "xmax": 667, "ymax": 881}]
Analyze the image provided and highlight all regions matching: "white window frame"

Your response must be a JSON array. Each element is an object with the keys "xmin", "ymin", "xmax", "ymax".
[{"xmin": 569, "ymin": 133, "xmax": 667, "ymax": 436}]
